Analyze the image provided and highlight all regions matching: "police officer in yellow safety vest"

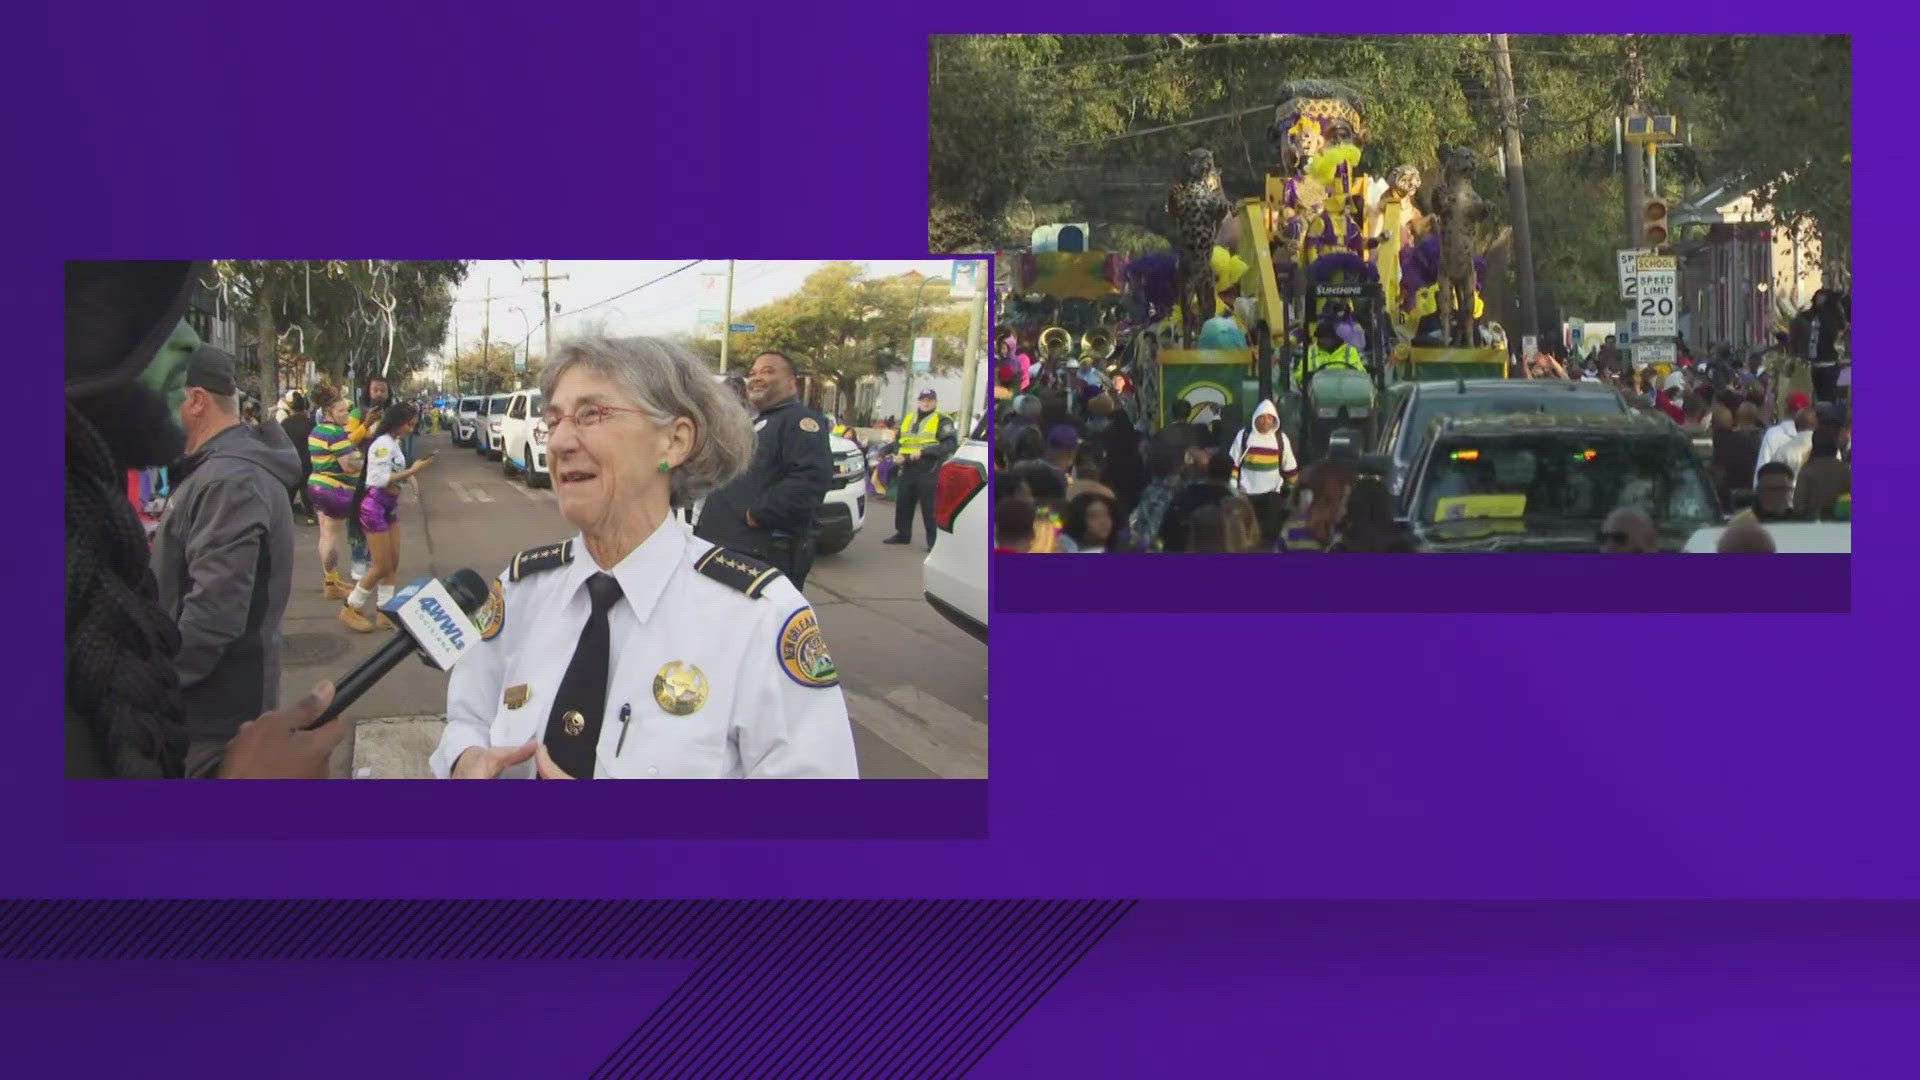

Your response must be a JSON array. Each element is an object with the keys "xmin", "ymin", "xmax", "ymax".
[{"xmin": 881, "ymin": 388, "xmax": 959, "ymax": 551}]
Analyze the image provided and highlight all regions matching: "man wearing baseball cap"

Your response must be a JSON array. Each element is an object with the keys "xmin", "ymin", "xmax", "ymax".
[
  {"xmin": 880, "ymin": 387, "xmax": 958, "ymax": 551},
  {"xmin": 1754, "ymin": 391, "xmax": 1813, "ymax": 488}
]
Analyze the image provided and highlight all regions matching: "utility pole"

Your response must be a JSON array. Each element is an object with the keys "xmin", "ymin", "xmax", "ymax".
[
  {"xmin": 451, "ymin": 307, "xmax": 458, "ymax": 395},
  {"xmin": 482, "ymin": 276, "xmax": 492, "ymax": 395},
  {"xmin": 1622, "ymin": 35, "xmax": 1648, "ymax": 255},
  {"xmin": 957, "ymin": 282, "xmax": 986, "ymax": 438},
  {"xmin": 1621, "ymin": 34, "xmax": 1647, "ymax": 368},
  {"xmin": 1490, "ymin": 34, "xmax": 1539, "ymax": 349},
  {"xmin": 719, "ymin": 259, "xmax": 737, "ymax": 371},
  {"xmin": 521, "ymin": 260, "xmax": 570, "ymax": 371}
]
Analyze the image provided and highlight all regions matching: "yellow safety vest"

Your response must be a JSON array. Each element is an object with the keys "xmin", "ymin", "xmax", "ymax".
[
  {"xmin": 898, "ymin": 410, "xmax": 942, "ymax": 455},
  {"xmin": 1295, "ymin": 343, "xmax": 1364, "ymax": 382}
]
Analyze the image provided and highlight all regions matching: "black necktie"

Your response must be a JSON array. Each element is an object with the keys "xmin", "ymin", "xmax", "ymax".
[{"xmin": 542, "ymin": 572, "xmax": 623, "ymax": 779}]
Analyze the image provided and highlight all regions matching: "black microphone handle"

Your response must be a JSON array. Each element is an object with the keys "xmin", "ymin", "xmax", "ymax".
[
  {"xmin": 307, "ymin": 633, "xmax": 420, "ymax": 730},
  {"xmin": 304, "ymin": 569, "xmax": 491, "ymax": 731}
]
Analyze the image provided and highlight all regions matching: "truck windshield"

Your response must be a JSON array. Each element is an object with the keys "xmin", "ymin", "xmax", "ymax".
[{"xmin": 1415, "ymin": 433, "xmax": 1717, "ymax": 529}]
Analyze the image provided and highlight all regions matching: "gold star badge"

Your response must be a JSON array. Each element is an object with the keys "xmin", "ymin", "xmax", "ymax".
[{"xmin": 653, "ymin": 662, "xmax": 709, "ymax": 716}]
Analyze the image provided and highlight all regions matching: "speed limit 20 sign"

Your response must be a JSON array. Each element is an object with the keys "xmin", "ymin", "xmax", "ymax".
[{"xmin": 1634, "ymin": 254, "xmax": 1678, "ymax": 340}]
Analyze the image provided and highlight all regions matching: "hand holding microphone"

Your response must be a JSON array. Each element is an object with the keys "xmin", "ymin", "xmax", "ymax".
[{"xmin": 305, "ymin": 569, "xmax": 491, "ymax": 730}]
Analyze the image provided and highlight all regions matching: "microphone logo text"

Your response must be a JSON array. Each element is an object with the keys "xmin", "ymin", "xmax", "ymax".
[{"xmin": 419, "ymin": 596, "xmax": 467, "ymax": 649}]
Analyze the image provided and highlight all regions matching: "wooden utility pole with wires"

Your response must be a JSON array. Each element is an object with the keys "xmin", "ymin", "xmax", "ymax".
[
  {"xmin": 522, "ymin": 260, "xmax": 571, "ymax": 368},
  {"xmin": 1622, "ymin": 35, "xmax": 1648, "ymax": 255},
  {"xmin": 1490, "ymin": 34, "xmax": 1539, "ymax": 349}
]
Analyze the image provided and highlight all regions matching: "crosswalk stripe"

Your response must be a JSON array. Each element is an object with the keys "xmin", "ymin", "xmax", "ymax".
[
  {"xmin": 451, "ymin": 483, "xmax": 474, "ymax": 502},
  {"xmin": 517, "ymin": 483, "xmax": 543, "ymax": 502},
  {"xmin": 472, "ymin": 486, "xmax": 493, "ymax": 503}
]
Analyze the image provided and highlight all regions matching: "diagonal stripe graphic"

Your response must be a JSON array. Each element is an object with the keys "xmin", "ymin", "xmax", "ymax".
[{"xmin": 0, "ymin": 900, "xmax": 1133, "ymax": 1077}]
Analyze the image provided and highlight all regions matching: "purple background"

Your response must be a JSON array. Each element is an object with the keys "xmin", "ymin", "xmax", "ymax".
[{"xmin": 20, "ymin": 5, "xmax": 1897, "ymax": 1074}]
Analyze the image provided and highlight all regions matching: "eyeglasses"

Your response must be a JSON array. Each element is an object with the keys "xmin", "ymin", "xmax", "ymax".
[{"xmin": 540, "ymin": 403, "xmax": 647, "ymax": 430}]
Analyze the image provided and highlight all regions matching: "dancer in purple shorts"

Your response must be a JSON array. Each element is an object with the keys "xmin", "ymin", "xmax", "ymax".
[{"xmin": 340, "ymin": 404, "xmax": 435, "ymax": 633}]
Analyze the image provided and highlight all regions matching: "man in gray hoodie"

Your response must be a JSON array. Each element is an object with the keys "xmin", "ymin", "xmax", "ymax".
[{"xmin": 150, "ymin": 345, "xmax": 302, "ymax": 776}]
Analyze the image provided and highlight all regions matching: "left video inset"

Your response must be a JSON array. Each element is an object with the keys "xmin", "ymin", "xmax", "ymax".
[{"xmin": 66, "ymin": 259, "xmax": 990, "ymax": 780}]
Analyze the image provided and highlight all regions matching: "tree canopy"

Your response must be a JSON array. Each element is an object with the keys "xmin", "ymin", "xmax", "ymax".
[
  {"xmin": 930, "ymin": 34, "xmax": 1849, "ymax": 316},
  {"xmin": 209, "ymin": 260, "xmax": 469, "ymax": 394},
  {"xmin": 725, "ymin": 263, "xmax": 972, "ymax": 401}
]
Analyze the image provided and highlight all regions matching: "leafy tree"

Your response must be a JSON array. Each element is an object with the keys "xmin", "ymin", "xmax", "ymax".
[
  {"xmin": 930, "ymin": 34, "xmax": 1848, "ymax": 323},
  {"xmin": 444, "ymin": 340, "xmax": 526, "ymax": 395},
  {"xmin": 207, "ymin": 260, "xmax": 469, "ymax": 404},
  {"xmin": 728, "ymin": 264, "xmax": 971, "ymax": 405}
]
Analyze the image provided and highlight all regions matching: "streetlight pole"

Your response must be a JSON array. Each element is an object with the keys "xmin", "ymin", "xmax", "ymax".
[
  {"xmin": 901, "ymin": 270, "xmax": 951, "ymax": 421},
  {"xmin": 510, "ymin": 306, "xmax": 534, "ymax": 387}
]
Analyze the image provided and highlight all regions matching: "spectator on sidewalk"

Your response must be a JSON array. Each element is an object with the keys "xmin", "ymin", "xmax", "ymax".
[
  {"xmin": 1793, "ymin": 426, "xmax": 1851, "ymax": 519},
  {"xmin": 1717, "ymin": 510, "xmax": 1777, "ymax": 553},
  {"xmin": 1757, "ymin": 404, "xmax": 1818, "ymax": 486},
  {"xmin": 1754, "ymin": 462, "xmax": 1801, "ymax": 523},
  {"xmin": 280, "ymin": 390, "xmax": 316, "ymax": 526},
  {"xmin": 149, "ymin": 344, "xmax": 304, "ymax": 776},
  {"xmin": 1598, "ymin": 507, "xmax": 1658, "ymax": 552},
  {"xmin": 307, "ymin": 390, "xmax": 361, "ymax": 600}
]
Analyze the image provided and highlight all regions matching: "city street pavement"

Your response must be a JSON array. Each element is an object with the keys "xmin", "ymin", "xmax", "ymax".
[{"xmin": 277, "ymin": 428, "xmax": 988, "ymax": 779}]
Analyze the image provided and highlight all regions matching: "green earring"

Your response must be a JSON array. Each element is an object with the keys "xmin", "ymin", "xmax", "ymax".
[{"xmin": 657, "ymin": 461, "xmax": 671, "ymax": 474}]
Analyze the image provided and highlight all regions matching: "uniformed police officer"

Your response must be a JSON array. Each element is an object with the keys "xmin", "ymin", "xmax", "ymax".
[
  {"xmin": 693, "ymin": 351, "xmax": 834, "ymax": 589},
  {"xmin": 881, "ymin": 388, "xmax": 960, "ymax": 551},
  {"xmin": 430, "ymin": 334, "xmax": 858, "ymax": 780}
]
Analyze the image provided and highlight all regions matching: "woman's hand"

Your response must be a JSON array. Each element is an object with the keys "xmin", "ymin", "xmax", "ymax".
[{"xmin": 451, "ymin": 739, "xmax": 538, "ymax": 779}]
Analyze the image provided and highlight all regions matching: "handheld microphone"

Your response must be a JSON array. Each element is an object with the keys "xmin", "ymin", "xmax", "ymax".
[{"xmin": 306, "ymin": 569, "xmax": 490, "ymax": 729}]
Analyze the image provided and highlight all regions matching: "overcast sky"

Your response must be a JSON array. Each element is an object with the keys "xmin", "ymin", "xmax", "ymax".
[{"xmin": 439, "ymin": 259, "xmax": 967, "ymax": 360}]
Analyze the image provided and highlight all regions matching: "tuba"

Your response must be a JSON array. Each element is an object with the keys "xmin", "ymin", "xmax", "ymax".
[
  {"xmin": 1039, "ymin": 325, "xmax": 1073, "ymax": 361},
  {"xmin": 1081, "ymin": 326, "xmax": 1116, "ymax": 364}
]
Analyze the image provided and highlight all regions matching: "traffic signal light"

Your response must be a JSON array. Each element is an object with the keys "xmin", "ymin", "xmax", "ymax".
[{"xmin": 1643, "ymin": 198, "xmax": 1670, "ymax": 248}]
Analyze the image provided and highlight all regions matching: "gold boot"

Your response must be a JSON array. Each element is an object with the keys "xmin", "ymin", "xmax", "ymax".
[
  {"xmin": 323, "ymin": 572, "xmax": 351, "ymax": 601},
  {"xmin": 339, "ymin": 602, "xmax": 375, "ymax": 633}
]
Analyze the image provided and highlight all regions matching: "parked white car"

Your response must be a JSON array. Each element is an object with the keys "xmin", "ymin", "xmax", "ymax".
[
  {"xmin": 815, "ymin": 434, "xmax": 867, "ymax": 555},
  {"xmin": 499, "ymin": 388, "xmax": 548, "ymax": 487},
  {"xmin": 452, "ymin": 396, "xmax": 483, "ymax": 447},
  {"xmin": 922, "ymin": 438, "xmax": 988, "ymax": 643},
  {"xmin": 476, "ymin": 393, "xmax": 511, "ymax": 460}
]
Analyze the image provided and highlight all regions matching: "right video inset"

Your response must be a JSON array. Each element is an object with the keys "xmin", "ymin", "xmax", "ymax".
[{"xmin": 936, "ymin": 34, "xmax": 1850, "ymax": 554}]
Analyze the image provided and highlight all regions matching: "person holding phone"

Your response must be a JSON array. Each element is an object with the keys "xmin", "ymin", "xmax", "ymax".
[{"xmin": 340, "ymin": 403, "xmax": 434, "ymax": 633}]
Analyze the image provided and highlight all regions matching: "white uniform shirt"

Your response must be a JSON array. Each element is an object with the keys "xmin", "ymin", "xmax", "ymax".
[
  {"xmin": 430, "ymin": 517, "xmax": 858, "ymax": 779},
  {"xmin": 365, "ymin": 434, "xmax": 406, "ymax": 488}
]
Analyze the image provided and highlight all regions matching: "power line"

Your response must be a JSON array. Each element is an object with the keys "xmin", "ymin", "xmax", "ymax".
[{"xmin": 552, "ymin": 260, "xmax": 707, "ymax": 323}]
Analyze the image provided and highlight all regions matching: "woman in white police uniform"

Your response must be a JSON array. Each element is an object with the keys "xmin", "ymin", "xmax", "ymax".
[{"xmin": 430, "ymin": 334, "xmax": 858, "ymax": 779}]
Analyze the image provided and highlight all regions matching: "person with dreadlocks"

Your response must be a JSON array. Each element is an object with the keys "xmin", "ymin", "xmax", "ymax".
[{"xmin": 65, "ymin": 261, "xmax": 345, "ymax": 778}]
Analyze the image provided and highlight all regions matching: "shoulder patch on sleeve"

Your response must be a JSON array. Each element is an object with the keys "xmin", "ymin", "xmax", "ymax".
[
  {"xmin": 777, "ymin": 606, "xmax": 839, "ymax": 688},
  {"xmin": 798, "ymin": 416, "xmax": 820, "ymax": 433},
  {"xmin": 508, "ymin": 539, "xmax": 575, "ymax": 582},
  {"xmin": 478, "ymin": 576, "xmax": 507, "ymax": 640},
  {"xmin": 695, "ymin": 546, "xmax": 783, "ymax": 599}
]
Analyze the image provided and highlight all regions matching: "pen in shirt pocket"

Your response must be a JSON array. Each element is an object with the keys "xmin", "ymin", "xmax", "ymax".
[{"xmin": 616, "ymin": 703, "xmax": 633, "ymax": 755}]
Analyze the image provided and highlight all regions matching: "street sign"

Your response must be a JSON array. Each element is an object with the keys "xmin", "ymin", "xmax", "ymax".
[
  {"xmin": 1634, "ymin": 253, "xmax": 1678, "ymax": 341},
  {"xmin": 729, "ymin": 322, "xmax": 755, "ymax": 333},
  {"xmin": 950, "ymin": 259, "xmax": 985, "ymax": 300},
  {"xmin": 514, "ymin": 349, "xmax": 525, "ymax": 371},
  {"xmin": 911, "ymin": 336, "xmax": 934, "ymax": 373},
  {"xmin": 1634, "ymin": 339, "xmax": 1676, "ymax": 368},
  {"xmin": 1617, "ymin": 248, "xmax": 1651, "ymax": 302},
  {"xmin": 696, "ymin": 309, "xmax": 724, "ymax": 339},
  {"xmin": 1521, "ymin": 335, "xmax": 1538, "ymax": 358}
]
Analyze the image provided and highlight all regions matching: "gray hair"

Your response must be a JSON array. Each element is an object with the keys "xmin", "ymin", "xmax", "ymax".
[{"xmin": 539, "ymin": 333, "xmax": 754, "ymax": 506}]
